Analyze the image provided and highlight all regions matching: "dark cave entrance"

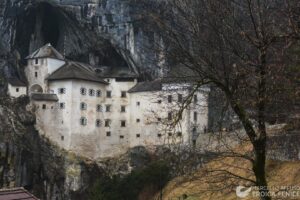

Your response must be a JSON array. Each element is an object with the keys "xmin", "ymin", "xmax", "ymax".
[
  {"xmin": 41, "ymin": 3, "xmax": 60, "ymax": 47},
  {"xmin": 15, "ymin": 2, "xmax": 63, "ymax": 61}
]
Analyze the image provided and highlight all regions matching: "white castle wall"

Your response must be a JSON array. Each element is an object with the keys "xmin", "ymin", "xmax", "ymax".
[{"xmin": 7, "ymin": 84, "xmax": 27, "ymax": 97}]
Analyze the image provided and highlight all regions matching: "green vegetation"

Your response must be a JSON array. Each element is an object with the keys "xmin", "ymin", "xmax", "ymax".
[{"xmin": 88, "ymin": 161, "xmax": 170, "ymax": 200}]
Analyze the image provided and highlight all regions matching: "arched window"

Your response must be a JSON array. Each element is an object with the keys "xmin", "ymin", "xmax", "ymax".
[
  {"xmin": 80, "ymin": 102, "xmax": 87, "ymax": 110},
  {"xmin": 80, "ymin": 117, "xmax": 87, "ymax": 126},
  {"xmin": 30, "ymin": 84, "xmax": 43, "ymax": 93}
]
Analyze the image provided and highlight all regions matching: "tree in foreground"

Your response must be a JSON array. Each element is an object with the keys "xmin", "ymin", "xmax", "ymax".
[{"xmin": 136, "ymin": 0, "xmax": 300, "ymax": 199}]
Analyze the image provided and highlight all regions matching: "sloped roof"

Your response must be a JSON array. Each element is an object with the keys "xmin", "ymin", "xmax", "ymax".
[
  {"xmin": 31, "ymin": 93, "xmax": 59, "ymax": 102},
  {"xmin": 25, "ymin": 43, "xmax": 64, "ymax": 60},
  {"xmin": 0, "ymin": 187, "xmax": 39, "ymax": 200},
  {"xmin": 7, "ymin": 78, "xmax": 26, "ymax": 86},
  {"xmin": 47, "ymin": 62, "xmax": 108, "ymax": 84},
  {"xmin": 128, "ymin": 79, "xmax": 162, "ymax": 93}
]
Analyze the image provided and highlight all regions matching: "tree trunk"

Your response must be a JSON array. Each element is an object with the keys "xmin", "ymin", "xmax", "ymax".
[{"xmin": 253, "ymin": 138, "xmax": 271, "ymax": 200}]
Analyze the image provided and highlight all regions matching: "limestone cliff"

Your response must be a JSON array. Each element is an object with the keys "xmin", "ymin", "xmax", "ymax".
[{"xmin": 0, "ymin": 96, "xmax": 105, "ymax": 199}]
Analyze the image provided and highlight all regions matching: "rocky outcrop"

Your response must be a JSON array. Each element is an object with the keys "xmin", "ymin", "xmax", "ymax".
[
  {"xmin": 0, "ymin": 0, "xmax": 160, "ymax": 84},
  {"xmin": 0, "ymin": 96, "xmax": 104, "ymax": 199}
]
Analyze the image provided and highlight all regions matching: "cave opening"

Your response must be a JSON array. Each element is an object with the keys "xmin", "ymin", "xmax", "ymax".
[
  {"xmin": 15, "ymin": 2, "xmax": 62, "ymax": 60},
  {"xmin": 40, "ymin": 3, "xmax": 60, "ymax": 47}
]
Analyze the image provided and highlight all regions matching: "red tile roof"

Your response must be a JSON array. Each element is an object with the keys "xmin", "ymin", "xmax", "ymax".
[{"xmin": 0, "ymin": 187, "xmax": 39, "ymax": 200}]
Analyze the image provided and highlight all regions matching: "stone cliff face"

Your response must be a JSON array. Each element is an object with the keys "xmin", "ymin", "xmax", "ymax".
[
  {"xmin": 0, "ymin": 0, "xmax": 159, "ymax": 84},
  {"xmin": 0, "ymin": 96, "xmax": 105, "ymax": 199}
]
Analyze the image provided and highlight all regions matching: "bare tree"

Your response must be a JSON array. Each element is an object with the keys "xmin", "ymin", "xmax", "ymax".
[{"xmin": 134, "ymin": 0, "xmax": 300, "ymax": 199}]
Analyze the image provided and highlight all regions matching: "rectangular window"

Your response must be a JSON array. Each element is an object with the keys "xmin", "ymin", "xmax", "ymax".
[
  {"xmin": 106, "ymin": 132, "xmax": 111, "ymax": 137},
  {"xmin": 136, "ymin": 119, "xmax": 140, "ymax": 123},
  {"xmin": 58, "ymin": 88, "xmax": 66, "ymax": 94},
  {"xmin": 96, "ymin": 90, "xmax": 102, "ymax": 97},
  {"xmin": 168, "ymin": 112, "xmax": 172, "ymax": 121},
  {"xmin": 121, "ymin": 106, "xmax": 126, "ymax": 112},
  {"xmin": 136, "ymin": 134, "xmax": 140, "ymax": 138},
  {"xmin": 61, "ymin": 135, "xmax": 64, "ymax": 141},
  {"xmin": 105, "ymin": 105, "xmax": 111, "ymax": 112},
  {"xmin": 194, "ymin": 95, "xmax": 198, "ymax": 103},
  {"xmin": 96, "ymin": 119, "xmax": 102, "ymax": 127},
  {"xmin": 80, "ymin": 88, "xmax": 87, "ymax": 95},
  {"xmin": 106, "ymin": 91, "xmax": 112, "ymax": 98},
  {"xmin": 121, "ymin": 91, "xmax": 127, "ymax": 98},
  {"xmin": 194, "ymin": 112, "xmax": 198, "ymax": 121},
  {"xmin": 168, "ymin": 132, "xmax": 172, "ymax": 136},
  {"xmin": 121, "ymin": 120, "xmax": 126, "ymax": 127},
  {"xmin": 157, "ymin": 118, "xmax": 161, "ymax": 122},
  {"xmin": 89, "ymin": 89, "xmax": 95, "ymax": 96},
  {"xmin": 120, "ymin": 135, "xmax": 124, "ymax": 139},
  {"xmin": 80, "ymin": 102, "xmax": 87, "ymax": 110},
  {"xmin": 158, "ymin": 100, "xmax": 162, "ymax": 104},
  {"xmin": 96, "ymin": 104, "xmax": 102, "ymax": 112},
  {"xmin": 35, "ymin": 72, "xmax": 38, "ymax": 78},
  {"xmin": 168, "ymin": 95, "xmax": 172, "ymax": 103},
  {"xmin": 42, "ymin": 104, "xmax": 46, "ymax": 109},
  {"xmin": 16, "ymin": 88, "xmax": 19, "ymax": 92},
  {"xmin": 177, "ymin": 132, "xmax": 182, "ymax": 137},
  {"xmin": 59, "ymin": 103, "xmax": 65, "ymax": 109},
  {"xmin": 136, "ymin": 102, "xmax": 140, "ymax": 106},
  {"xmin": 157, "ymin": 133, "xmax": 162, "ymax": 138},
  {"xmin": 105, "ymin": 119, "xmax": 111, "ymax": 127},
  {"xmin": 35, "ymin": 58, "xmax": 38, "ymax": 65},
  {"xmin": 80, "ymin": 117, "xmax": 87, "ymax": 126},
  {"xmin": 178, "ymin": 94, "xmax": 183, "ymax": 103}
]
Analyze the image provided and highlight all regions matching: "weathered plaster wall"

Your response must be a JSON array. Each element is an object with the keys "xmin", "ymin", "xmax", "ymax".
[{"xmin": 7, "ymin": 83, "xmax": 27, "ymax": 97}]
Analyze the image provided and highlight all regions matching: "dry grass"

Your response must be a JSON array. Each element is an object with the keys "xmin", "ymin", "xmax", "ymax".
[{"xmin": 160, "ymin": 142, "xmax": 300, "ymax": 200}]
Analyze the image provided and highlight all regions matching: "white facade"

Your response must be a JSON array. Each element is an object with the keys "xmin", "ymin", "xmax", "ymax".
[
  {"xmin": 7, "ymin": 83, "xmax": 27, "ymax": 98},
  {"xmin": 24, "ymin": 45, "xmax": 209, "ymax": 159}
]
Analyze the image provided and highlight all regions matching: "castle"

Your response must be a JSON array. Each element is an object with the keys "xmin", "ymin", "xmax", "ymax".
[{"xmin": 7, "ymin": 44, "xmax": 208, "ymax": 159}]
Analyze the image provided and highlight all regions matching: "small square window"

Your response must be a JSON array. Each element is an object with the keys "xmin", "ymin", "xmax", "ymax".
[
  {"xmin": 120, "ymin": 135, "xmax": 124, "ymax": 139},
  {"xmin": 16, "ymin": 88, "xmax": 19, "ymax": 92},
  {"xmin": 97, "ymin": 104, "xmax": 102, "ymax": 112},
  {"xmin": 157, "ymin": 118, "xmax": 161, "ymax": 122},
  {"xmin": 106, "ymin": 91, "xmax": 112, "ymax": 98},
  {"xmin": 121, "ymin": 106, "xmax": 126, "ymax": 112},
  {"xmin": 35, "ymin": 72, "xmax": 38, "ymax": 78},
  {"xmin": 121, "ymin": 91, "xmax": 127, "ymax": 98},
  {"xmin": 106, "ymin": 79, "xmax": 110, "ymax": 83},
  {"xmin": 177, "ymin": 132, "xmax": 182, "ymax": 137},
  {"xmin": 105, "ymin": 120, "xmax": 111, "ymax": 127},
  {"xmin": 158, "ymin": 100, "xmax": 162, "ymax": 104},
  {"xmin": 157, "ymin": 133, "xmax": 162, "ymax": 138},
  {"xmin": 89, "ymin": 89, "xmax": 95, "ymax": 96},
  {"xmin": 58, "ymin": 88, "xmax": 66, "ymax": 94},
  {"xmin": 136, "ymin": 134, "xmax": 140, "ymax": 138},
  {"xmin": 96, "ymin": 90, "xmax": 102, "ymax": 97},
  {"xmin": 59, "ymin": 102, "xmax": 65, "ymax": 109},
  {"xmin": 106, "ymin": 132, "xmax": 111, "ymax": 136},
  {"xmin": 80, "ymin": 117, "xmax": 87, "ymax": 126},
  {"xmin": 80, "ymin": 102, "xmax": 87, "ymax": 110},
  {"xmin": 121, "ymin": 120, "xmax": 126, "ymax": 127},
  {"xmin": 136, "ymin": 102, "xmax": 140, "ymax": 106},
  {"xmin": 105, "ymin": 105, "xmax": 111, "ymax": 112},
  {"xmin": 80, "ymin": 88, "xmax": 87, "ymax": 95},
  {"xmin": 61, "ymin": 136, "xmax": 64, "ymax": 141},
  {"xmin": 96, "ymin": 119, "xmax": 102, "ymax": 127},
  {"xmin": 168, "ymin": 132, "xmax": 172, "ymax": 136},
  {"xmin": 42, "ymin": 104, "xmax": 46, "ymax": 109},
  {"xmin": 136, "ymin": 119, "xmax": 140, "ymax": 123}
]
